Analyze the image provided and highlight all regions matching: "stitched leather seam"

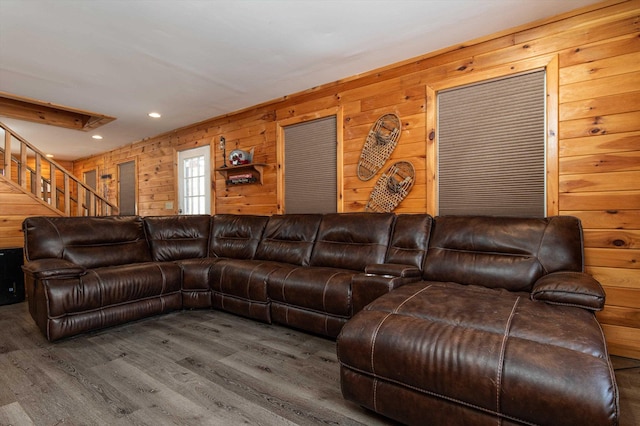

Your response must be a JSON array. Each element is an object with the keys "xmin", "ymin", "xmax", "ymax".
[
  {"xmin": 154, "ymin": 264, "xmax": 167, "ymax": 311},
  {"xmin": 369, "ymin": 312, "xmax": 392, "ymax": 376},
  {"xmin": 370, "ymin": 285, "xmax": 433, "ymax": 376},
  {"xmin": 47, "ymin": 290, "xmax": 182, "ymax": 319},
  {"xmin": 496, "ymin": 297, "xmax": 520, "ymax": 420},
  {"xmin": 322, "ymin": 272, "xmax": 343, "ymax": 313},
  {"xmin": 373, "ymin": 377, "xmax": 379, "ymax": 412},
  {"xmin": 536, "ymin": 219, "xmax": 551, "ymax": 275},
  {"xmin": 93, "ymin": 269, "xmax": 104, "ymax": 311},
  {"xmin": 593, "ymin": 313, "xmax": 621, "ymax": 424},
  {"xmin": 210, "ymin": 291, "xmax": 269, "ymax": 305},
  {"xmin": 339, "ymin": 364, "xmax": 538, "ymax": 426},
  {"xmin": 246, "ymin": 263, "xmax": 263, "ymax": 299},
  {"xmin": 217, "ymin": 263, "xmax": 228, "ymax": 292},
  {"xmin": 532, "ymin": 289, "xmax": 602, "ymax": 298},
  {"xmin": 43, "ymin": 216, "xmax": 64, "ymax": 259},
  {"xmin": 43, "ymin": 280, "xmax": 52, "ymax": 340},
  {"xmin": 393, "ymin": 284, "xmax": 433, "ymax": 314},
  {"xmin": 534, "ymin": 300, "xmax": 603, "ymax": 311},
  {"xmin": 281, "ymin": 267, "xmax": 300, "ymax": 303},
  {"xmin": 271, "ymin": 301, "xmax": 349, "ymax": 319}
]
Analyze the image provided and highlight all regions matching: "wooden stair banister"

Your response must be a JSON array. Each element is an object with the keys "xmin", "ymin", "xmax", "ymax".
[{"xmin": 0, "ymin": 120, "xmax": 118, "ymax": 217}]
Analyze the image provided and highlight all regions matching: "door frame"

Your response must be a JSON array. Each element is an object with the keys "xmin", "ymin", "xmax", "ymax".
[{"xmin": 176, "ymin": 145, "xmax": 212, "ymax": 215}]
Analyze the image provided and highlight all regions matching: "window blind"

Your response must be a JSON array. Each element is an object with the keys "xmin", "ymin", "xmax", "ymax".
[
  {"xmin": 437, "ymin": 70, "xmax": 545, "ymax": 217},
  {"xmin": 118, "ymin": 160, "xmax": 136, "ymax": 215},
  {"xmin": 84, "ymin": 169, "xmax": 96, "ymax": 212},
  {"xmin": 284, "ymin": 116, "xmax": 337, "ymax": 214}
]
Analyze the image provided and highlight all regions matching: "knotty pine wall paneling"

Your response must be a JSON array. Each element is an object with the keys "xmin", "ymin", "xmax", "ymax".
[
  {"xmin": 71, "ymin": 0, "xmax": 640, "ymax": 358},
  {"xmin": 0, "ymin": 179, "xmax": 63, "ymax": 248}
]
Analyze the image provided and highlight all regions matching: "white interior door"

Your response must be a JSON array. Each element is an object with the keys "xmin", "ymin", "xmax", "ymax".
[{"xmin": 178, "ymin": 146, "xmax": 211, "ymax": 214}]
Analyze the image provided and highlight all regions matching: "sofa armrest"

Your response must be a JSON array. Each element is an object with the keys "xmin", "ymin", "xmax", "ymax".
[
  {"xmin": 352, "ymin": 272, "xmax": 421, "ymax": 314},
  {"xmin": 364, "ymin": 263, "xmax": 421, "ymax": 278},
  {"xmin": 531, "ymin": 271, "xmax": 605, "ymax": 311},
  {"xmin": 22, "ymin": 259, "xmax": 86, "ymax": 279}
]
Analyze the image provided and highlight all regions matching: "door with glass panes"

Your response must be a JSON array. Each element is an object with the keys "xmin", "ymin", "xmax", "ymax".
[{"xmin": 178, "ymin": 146, "xmax": 211, "ymax": 214}]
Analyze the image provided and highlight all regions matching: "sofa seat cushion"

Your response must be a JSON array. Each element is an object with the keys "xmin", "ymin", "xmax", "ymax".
[
  {"xmin": 267, "ymin": 266, "xmax": 355, "ymax": 317},
  {"xmin": 45, "ymin": 262, "xmax": 182, "ymax": 317},
  {"xmin": 209, "ymin": 258, "xmax": 283, "ymax": 322},
  {"xmin": 210, "ymin": 258, "xmax": 283, "ymax": 303},
  {"xmin": 270, "ymin": 303, "xmax": 348, "ymax": 338},
  {"xmin": 177, "ymin": 258, "xmax": 222, "ymax": 309},
  {"xmin": 337, "ymin": 281, "xmax": 618, "ymax": 426},
  {"xmin": 178, "ymin": 258, "xmax": 221, "ymax": 291}
]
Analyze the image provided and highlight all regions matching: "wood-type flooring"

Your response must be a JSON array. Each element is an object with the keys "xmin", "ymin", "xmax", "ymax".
[{"xmin": 0, "ymin": 301, "xmax": 638, "ymax": 425}]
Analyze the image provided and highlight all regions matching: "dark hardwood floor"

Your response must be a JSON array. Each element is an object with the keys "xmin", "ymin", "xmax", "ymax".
[{"xmin": 0, "ymin": 301, "xmax": 637, "ymax": 425}]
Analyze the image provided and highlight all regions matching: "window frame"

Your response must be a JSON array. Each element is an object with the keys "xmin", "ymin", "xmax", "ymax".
[
  {"xmin": 117, "ymin": 159, "xmax": 137, "ymax": 216},
  {"xmin": 276, "ymin": 107, "xmax": 344, "ymax": 214},
  {"xmin": 426, "ymin": 55, "xmax": 559, "ymax": 216}
]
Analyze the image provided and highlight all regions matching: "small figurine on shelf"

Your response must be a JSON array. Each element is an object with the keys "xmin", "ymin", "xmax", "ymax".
[
  {"xmin": 219, "ymin": 136, "xmax": 227, "ymax": 168},
  {"xmin": 229, "ymin": 149, "xmax": 251, "ymax": 166}
]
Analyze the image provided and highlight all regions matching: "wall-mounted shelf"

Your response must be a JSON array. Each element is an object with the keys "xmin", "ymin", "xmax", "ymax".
[{"xmin": 216, "ymin": 163, "xmax": 266, "ymax": 186}]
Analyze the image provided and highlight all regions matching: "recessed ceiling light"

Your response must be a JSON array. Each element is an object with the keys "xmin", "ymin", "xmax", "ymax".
[
  {"xmin": 46, "ymin": 154, "xmax": 54, "ymax": 158},
  {"xmin": 92, "ymin": 135, "xmax": 103, "ymax": 140},
  {"xmin": 148, "ymin": 112, "xmax": 161, "ymax": 118}
]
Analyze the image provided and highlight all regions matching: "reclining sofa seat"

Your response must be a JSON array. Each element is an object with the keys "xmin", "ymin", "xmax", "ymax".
[
  {"xmin": 209, "ymin": 213, "xmax": 320, "ymax": 324},
  {"xmin": 23, "ymin": 212, "xmax": 424, "ymax": 342},
  {"xmin": 266, "ymin": 212, "xmax": 396, "ymax": 337},
  {"xmin": 337, "ymin": 215, "xmax": 618, "ymax": 426},
  {"xmin": 22, "ymin": 216, "xmax": 182, "ymax": 341},
  {"xmin": 143, "ymin": 212, "xmax": 400, "ymax": 335},
  {"xmin": 143, "ymin": 214, "xmax": 213, "ymax": 308}
]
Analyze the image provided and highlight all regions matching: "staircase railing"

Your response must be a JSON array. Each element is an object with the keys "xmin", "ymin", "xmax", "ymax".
[{"xmin": 0, "ymin": 120, "xmax": 118, "ymax": 216}]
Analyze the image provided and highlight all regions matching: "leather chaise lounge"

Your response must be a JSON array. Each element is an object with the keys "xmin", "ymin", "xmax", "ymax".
[
  {"xmin": 21, "ymin": 213, "xmax": 619, "ymax": 425},
  {"xmin": 337, "ymin": 215, "xmax": 619, "ymax": 425}
]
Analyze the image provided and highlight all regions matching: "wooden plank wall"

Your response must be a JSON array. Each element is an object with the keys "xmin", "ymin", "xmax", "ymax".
[
  {"xmin": 76, "ymin": 0, "xmax": 640, "ymax": 357},
  {"xmin": 0, "ymin": 179, "xmax": 63, "ymax": 248},
  {"xmin": 1, "ymin": 156, "xmax": 72, "ymax": 248}
]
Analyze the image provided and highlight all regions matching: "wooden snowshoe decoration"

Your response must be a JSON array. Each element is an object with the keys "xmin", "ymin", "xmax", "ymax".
[
  {"xmin": 365, "ymin": 161, "xmax": 415, "ymax": 212},
  {"xmin": 357, "ymin": 113, "xmax": 402, "ymax": 181}
]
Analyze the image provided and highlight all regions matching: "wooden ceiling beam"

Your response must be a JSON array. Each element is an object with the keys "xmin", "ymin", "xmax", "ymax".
[{"xmin": 0, "ymin": 92, "xmax": 115, "ymax": 131}]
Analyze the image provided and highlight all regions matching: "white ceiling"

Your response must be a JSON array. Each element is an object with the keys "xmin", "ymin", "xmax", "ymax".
[{"xmin": 0, "ymin": 0, "xmax": 602, "ymax": 161}]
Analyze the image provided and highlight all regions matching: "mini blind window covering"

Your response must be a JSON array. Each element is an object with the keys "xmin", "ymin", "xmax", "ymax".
[
  {"xmin": 284, "ymin": 116, "xmax": 337, "ymax": 214},
  {"xmin": 437, "ymin": 70, "xmax": 545, "ymax": 217}
]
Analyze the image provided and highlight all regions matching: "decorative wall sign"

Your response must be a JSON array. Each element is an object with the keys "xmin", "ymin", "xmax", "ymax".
[
  {"xmin": 365, "ymin": 161, "xmax": 415, "ymax": 212},
  {"xmin": 357, "ymin": 113, "xmax": 402, "ymax": 181}
]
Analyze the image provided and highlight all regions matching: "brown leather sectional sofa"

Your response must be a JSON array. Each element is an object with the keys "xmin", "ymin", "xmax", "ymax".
[
  {"xmin": 21, "ymin": 213, "xmax": 619, "ymax": 425},
  {"xmin": 22, "ymin": 212, "xmax": 428, "ymax": 341}
]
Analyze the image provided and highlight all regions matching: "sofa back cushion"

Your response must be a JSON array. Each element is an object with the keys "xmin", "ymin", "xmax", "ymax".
[
  {"xmin": 255, "ymin": 214, "xmax": 322, "ymax": 266},
  {"xmin": 144, "ymin": 215, "xmax": 211, "ymax": 261},
  {"xmin": 385, "ymin": 214, "xmax": 433, "ymax": 268},
  {"xmin": 310, "ymin": 213, "xmax": 395, "ymax": 271},
  {"xmin": 23, "ymin": 216, "xmax": 151, "ymax": 268},
  {"xmin": 210, "ymin": 214, "xmax": 269, "ymax": 259},
  {"xmin": 422, "ymin": 215, "xmax": 583, "ymax": 292}
]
